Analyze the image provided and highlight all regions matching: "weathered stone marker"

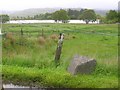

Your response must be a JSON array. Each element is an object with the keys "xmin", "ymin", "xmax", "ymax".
[{"xmin": 67, "ymin": 55, "xmax": 97, "ymax": 75}]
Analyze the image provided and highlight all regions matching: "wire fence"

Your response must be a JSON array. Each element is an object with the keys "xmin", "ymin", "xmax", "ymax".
[{"xmin": 3, "ymin": 28, "xmax": 118, "ymax": 37}]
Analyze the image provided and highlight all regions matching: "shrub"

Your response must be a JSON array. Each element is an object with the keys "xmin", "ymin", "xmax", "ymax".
[
  {"xmin": 50, "ymin": 34, "xmax": 58, "ymax": 40},
  {"xmin": 38, "ymin": 36, "xmax": 46, "ymax": 45},
  {"xmin": 5, "ymin": 32, "xmax": 15, "ymax": 45},
  {"xmin": 72, "ymin": 35, "xmax": 76, "ymax": 39},
  {"xmin": 50, "ymin": 34, "xmax": 58, "ymax": 43}
]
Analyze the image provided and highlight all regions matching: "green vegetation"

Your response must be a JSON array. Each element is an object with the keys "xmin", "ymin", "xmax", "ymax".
[
  {"xmin": 10, "ymin": 9, "xmax": 119, "ymax": 24},
  {"xmin": 79, "ymin": 9, "xmax": 97, "ymax": 24},
  {"xmin": 67, "ymin": 9, "xmax": 83, "ymax": 19},
  {"xmin": 11, "ymin": 9, "xmax": 96, "ymax": 24},
  {"xmin": 2, "ymin": 23, "xmax": 118, "ymax": 88},
  {"xmin": 106, "ymin": 10, "xmax": 118, "ymax": 24},
  {"xmin": 52, "ymin": 9, "xmax": 69, "ymax": 23},
  {"xmin": 0, "ymin": 14, "xmax": 10, "ymax": 23}
]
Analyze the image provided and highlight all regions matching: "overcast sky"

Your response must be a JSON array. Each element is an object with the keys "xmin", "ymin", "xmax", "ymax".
[{"xmin": 0, "ymin": 0, "xmax": 119, "ymax": 11}]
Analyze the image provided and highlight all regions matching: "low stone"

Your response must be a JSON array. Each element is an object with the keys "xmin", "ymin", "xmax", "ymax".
[{"xmin": 67, "ymin": 55, "xmax": 97, "ymax": 75}]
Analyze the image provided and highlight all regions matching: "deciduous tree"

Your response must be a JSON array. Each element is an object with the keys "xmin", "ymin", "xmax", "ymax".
[
  {"xmin": 106, "ymin": 10, "xmax": 118, "ymax": 23},
  {"xmin": 79, "ymin": 9, "xmax": 96, "ymax": 24},
  {"xmin": 52, "ymin": 9, "xmax": 69, "ymax": 23},
  {"xmin": 0, "ymin": 14, "xmax": 10, "ymax": 23}
]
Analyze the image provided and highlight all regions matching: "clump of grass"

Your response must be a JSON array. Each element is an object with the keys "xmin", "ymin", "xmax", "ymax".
[
  {"xmin": 3, "ymin": 40, "xmax": 11, "ymax": 48},
  {"xmin": 5, "ymin": 32, "xmax": 14, "ymax": 39},
  {"xmin": 17, "ymin": 36, "xmax": 28, "ymax": 45},
  {"xmin": 38, "ymin": 36, "xmax": 46, "ymax": 45},
  {"xmin": 91, "ymin": 30, "xmax": 95, "ymax": 33},
  {"xmin": 63, "ymin": 34, "xmax": 71, "ymax": 40},
  {"xmin": 50, "ymin": 34, "xmax": 58, "ymax": 39},
  {"xmin": 45, "ymin": 37, "xmax": 54, "ymax": 46},
  {"xmin": 72, "ymin": 35, "xmax": 76, "ymax": 39},
  {"xmin": 50, "ymin": 34, "xmax": 58, "ymax": 40},
  {"xmin": 3, "ymin": 32, "xmax": 16, "ymax": 47}
]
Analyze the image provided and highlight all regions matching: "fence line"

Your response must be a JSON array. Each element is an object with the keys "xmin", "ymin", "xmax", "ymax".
[{"xmin": 4, "ymin": 29, "xmax": 117, "ymax": 37}]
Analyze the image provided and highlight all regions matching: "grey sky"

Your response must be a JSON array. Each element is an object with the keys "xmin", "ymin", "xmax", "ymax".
[{"xmin": 0, "ymin": 0, "xmax": 119, "ymax": 11}]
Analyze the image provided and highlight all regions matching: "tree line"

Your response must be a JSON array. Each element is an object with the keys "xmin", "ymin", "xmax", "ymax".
[{"xmin": 0, "ymin": 9, "xmax": 119, "ymax": 24}]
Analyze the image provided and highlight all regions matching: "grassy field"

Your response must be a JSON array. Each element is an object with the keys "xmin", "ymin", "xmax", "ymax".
[{"xmin": 1, "ymin": 23, "xmax": 118, "ymax": 88}]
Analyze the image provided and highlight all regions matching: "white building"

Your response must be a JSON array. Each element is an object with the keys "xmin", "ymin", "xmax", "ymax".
[{"xmin": 7, "ymin": 20, "xmax": 100, "ymax": 24}]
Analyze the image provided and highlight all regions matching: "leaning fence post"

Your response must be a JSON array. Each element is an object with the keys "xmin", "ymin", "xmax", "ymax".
[{"xmin": 54, "ymin": 33, "xmax": 64, "ymax": 63}]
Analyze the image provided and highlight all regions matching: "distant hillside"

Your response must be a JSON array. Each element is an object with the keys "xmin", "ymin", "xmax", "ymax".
[
  {"xmin": 9, "ymin": 8, "xmax": 61, "ymax": 17},
  {"xmin": 95, "ymin": 9, "xmax": 108, "ymax": 16},
  {"xmin": 0, "ymin": 10, "xmax": 14, "ymax": 15},
  {"xmin": 1, "ymin": 8, "xmax": 109, "ymax": 18}
]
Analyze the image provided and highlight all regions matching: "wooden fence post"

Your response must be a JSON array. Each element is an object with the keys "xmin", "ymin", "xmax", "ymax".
[
  {"xmin": 55, "ymin": 33, "xmax": 64, "ymax": 63},
  {"xmin": 20, "ymin": 28, "xmax": 24, "ymax": 45},
  {"xmin": 42, "ymin": 29, "xmax": 44, "ymax": 37},
  {"xmin": 21, "ymin": 28, "xmax": 23, "ymax": 36}
]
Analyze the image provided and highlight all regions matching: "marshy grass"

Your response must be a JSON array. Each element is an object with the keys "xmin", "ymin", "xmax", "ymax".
[{"xmin": 2, "ymin": 23, "xmax": 118, "ymax": 88}]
